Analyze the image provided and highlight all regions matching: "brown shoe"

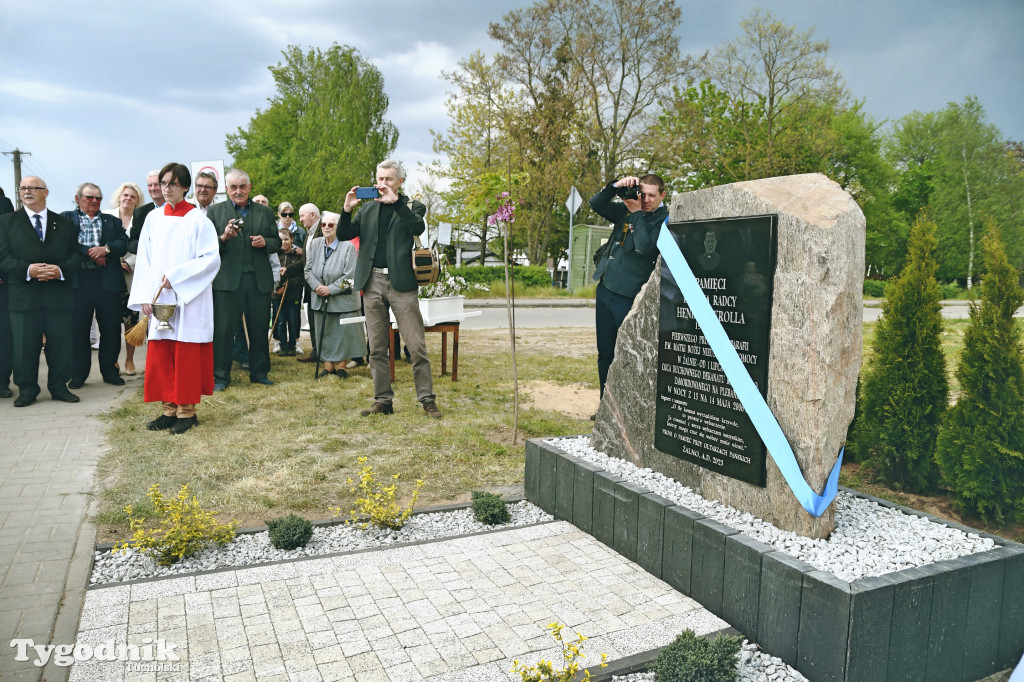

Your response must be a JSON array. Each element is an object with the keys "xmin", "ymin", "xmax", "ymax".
[
  {"xmin": 422, "ymin": 401, "xmax": 442, "ymax": 419},
  {"xmin": 297, "ymin": 354, "xmax": 318, "ymax": 363},
  {"xmin": 360, "ymin": 401, "xmax": 394, "ymax": 416}
]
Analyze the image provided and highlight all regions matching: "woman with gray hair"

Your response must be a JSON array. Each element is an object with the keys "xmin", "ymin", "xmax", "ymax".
[
  {"xmin": 304, "ymin": 211, "xmax": 364, "ymax": 378},
  {"xmin": 104, "ymin": 181, "xmax": 144, "ymax": 375}
]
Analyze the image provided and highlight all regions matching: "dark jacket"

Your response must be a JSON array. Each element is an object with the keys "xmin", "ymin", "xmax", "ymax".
[
  {"xmin": 338, "ymin": 195, "xmax": 426, "ymax": 292},
  {"xmin": 127, "ymin": 201, "xmax": 158, "ymax": 254},
  {"xmin": 275, "ymin": 248, "xmax": 305, "ymax": 303},
  {"xmin": 61, "ymin": 209, "xmax": 128, "ymax": 293},
  {"xmin": 0, "ymin": 209, "xmax": 83, "ymax": 311},
  {"xmin": 207, "ymin": 200, "xmax": 281, "ymax": 294},
  {"xmin": 590, "ymin": 182, "xmax": 669, "ymax": 299}
]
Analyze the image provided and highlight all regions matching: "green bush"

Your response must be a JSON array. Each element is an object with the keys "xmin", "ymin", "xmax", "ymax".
[
  {"xmin": 471, "ymin": 490, "xmax": 511, "ymax": 525},
  {"xmin": 863, "ymin": 279, "xmax": 888, "ymax": 298},
  {"xmin": 935, "ymin": 222, "xmax": 1024, "ymax": 524},
  {"xmin": 851, "ymin": 215, "xmax": 948, "ymax": 492},
  {"xmin": 653, "ymin": 630, "xmax": 741, "ymax": 682},
  {"xmin": 938, "ymin": 282, "xmax": 964, "ymax": 300},
  {"xmin": 265, "ymin": 514, "xmax": 314, "ymax": 550},
  {"xmin": 449, "ymin": 265, "xmax": 553, "ymax": 288}
]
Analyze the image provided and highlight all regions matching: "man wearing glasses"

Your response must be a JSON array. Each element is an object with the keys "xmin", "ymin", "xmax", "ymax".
[
  {"xmin": 207, "ymin": 169, "xmax": 280, "ymax": 390},
  {"xmin": 62, "ymin": 183, "xmax": 128, "ymax": 389},
  {"xmin": 0, "ymin": 177, "xmax": 84, "ymax": 407},
  {"xmin": 193, "ymin": 171, "xmax": 218, "ymax": 216}
]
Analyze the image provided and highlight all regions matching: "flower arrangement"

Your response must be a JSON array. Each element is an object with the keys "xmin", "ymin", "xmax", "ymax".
[{"xmin": 418, "ymin": 263, "xmax": 488, "ymax": 299}]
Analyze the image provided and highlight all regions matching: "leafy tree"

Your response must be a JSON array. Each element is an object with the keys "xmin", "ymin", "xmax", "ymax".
[
  {"xmin": 887, "ymin": 97, "xmax": 1024, "ymax": 285},
  {"xmin": 935, "ymin": 222, "xmax": 1024, "ymax": 523},
  {"xmin": 226, "ymin": 44, "xmax": 397, "ymax": 212},
  {"xmin": 851, "ymin": 214, "xmax": 948, "ymax": 492}
]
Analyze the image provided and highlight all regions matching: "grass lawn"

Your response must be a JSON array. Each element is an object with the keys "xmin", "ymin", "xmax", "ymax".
[{"xmin": 94, "ymin": 316, "xmax": 1023, "ymax": 544}]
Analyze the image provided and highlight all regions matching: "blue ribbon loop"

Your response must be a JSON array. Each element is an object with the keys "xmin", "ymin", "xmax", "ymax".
[{"xmin": 657, "ymin": 223, "xmax": 843, "ymax": 517}]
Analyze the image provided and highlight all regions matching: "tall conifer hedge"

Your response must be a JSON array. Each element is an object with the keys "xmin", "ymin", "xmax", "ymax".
[
  {"xmin": 935, "ymin": 223, "xmax": 1024, "ymax": 523},
  {"xmin": 851, "ymin": 215, "xmax": 948, "ymax": 491}
]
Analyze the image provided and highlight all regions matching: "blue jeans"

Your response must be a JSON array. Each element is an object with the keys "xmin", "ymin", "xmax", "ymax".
[{"xmin": 596, "ymin": 282, "xmax": 635, "ymax": 397}]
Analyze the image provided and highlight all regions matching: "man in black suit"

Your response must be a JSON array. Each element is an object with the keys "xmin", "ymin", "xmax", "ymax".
[
  {"xmin": 127, "ymin": 170, "xmax": 163, "ymax": 254},
  {"xmin": 207, "ymin": 169, "xmax": 280, "ymax": 390},
  {"xmin": 0, "ymin": 186, "xmax": 15, "ymax": 398},
  {"xmin": 0, "ymin": 177, "xmax": 84, "ymax": 406},
  {"xmin": 62, "ymin": 183, "xmax": 128, "ymax": 387},
  {"xmin": 340, "ymin": 159, "xmax": 440, "ymax": 419}
]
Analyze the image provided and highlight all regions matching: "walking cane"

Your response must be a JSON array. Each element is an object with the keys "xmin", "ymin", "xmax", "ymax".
[{"xmin": 269, "ymin": 280, "xmax": 289, "ymax": 344}]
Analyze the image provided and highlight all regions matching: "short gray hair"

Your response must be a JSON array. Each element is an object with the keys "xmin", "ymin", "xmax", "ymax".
[
  {"xmin": 376, "ymin": 159, "xmax": 405, "ymax": 180},
  {"xmin": 196, "ymin": 170, "xmax": 218, "ymax": 190},
  {"xmin": 299, "ymin": 203, "xmax": 320, "ymax": 218},
  {"xmin": 225, "ymin": 169, "xmax": 251, "ymax": 186},
  {"xmin": 76, "ymin": 182, "xmax": 101, "ymax": 197}
]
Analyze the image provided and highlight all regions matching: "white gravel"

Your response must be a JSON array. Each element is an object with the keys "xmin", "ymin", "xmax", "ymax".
[
  {"xmin": 548, "ymin": 435, "xmax": 997, "ymax": 582},
  {"xmin": 614, "ymin": 640, "xmax": 808, "ymax": 682},
  {"xmin": 89, "ymin": 501, "xmax": 552, "ymax": 585}
]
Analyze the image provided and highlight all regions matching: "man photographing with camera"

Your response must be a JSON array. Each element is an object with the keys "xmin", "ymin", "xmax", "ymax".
[{"xmin": 589, "ymin": 174, "xmax": 668, "ymax": 403}]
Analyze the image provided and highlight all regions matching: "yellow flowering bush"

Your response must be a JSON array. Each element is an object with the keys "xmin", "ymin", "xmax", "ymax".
[
  {"xmin": 331, "ymin": 457, "xmax": 424, "ymax": 530},
  {"xmin": 116, "ymin": 483, "xmax": 236, "ymax": 566},
  {"xmin": 511, "ymin": 622, "xmax": 608, "ymax": 682}
]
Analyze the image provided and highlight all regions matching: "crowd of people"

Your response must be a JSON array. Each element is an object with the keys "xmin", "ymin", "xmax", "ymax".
[{"xmin": 0, "ymin": 158, "xmax": 442, "ymax": 432}]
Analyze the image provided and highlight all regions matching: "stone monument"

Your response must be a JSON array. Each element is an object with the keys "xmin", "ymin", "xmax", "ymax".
[{"xmin": 591, "ymin": 173, "xmax": 864, "ymax": 539}]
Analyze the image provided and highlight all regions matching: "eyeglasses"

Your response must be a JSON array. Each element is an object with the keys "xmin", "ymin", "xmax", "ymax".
[
  {"xmin": 18, "ymin": 186, "xmax": 47, "ymax": 192},
  {"xmin": 195, "ymin": 184, "xmax": 216, "ymax": 192},
  {"xmin": 280, "ymin": 212, "xmax": 294, "ymax": 217},
  {"xmin": 159, "ymin": 182, "xmax": 181, "ymax": 189},
  {"xmin": 80, "ymin": 195, "xmax": 103, "ymax": 201}
]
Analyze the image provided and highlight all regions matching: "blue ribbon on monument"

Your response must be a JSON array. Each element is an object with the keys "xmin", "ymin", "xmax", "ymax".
[{"xmin": 656, "ymin": 222, "xmax": 844, "ymax": 517}]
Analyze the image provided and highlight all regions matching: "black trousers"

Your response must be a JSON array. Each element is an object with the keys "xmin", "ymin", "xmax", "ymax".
[
  {"xmin": 213, "ymin": 273, "xmax": 271, "ymax": 384},
  {"xmin": 10, "ymin": 306, "xmax": 73, "ymax": 398},
  {"xmin": 0, "ymin": 285, "xmax": 11, "ymax": 389},
  {"xmin": 71, "ymin": 269, "xmax": 123, "ymax": 382}
]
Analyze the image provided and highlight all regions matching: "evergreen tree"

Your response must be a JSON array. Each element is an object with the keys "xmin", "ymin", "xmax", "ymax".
[
  {"xmin": 935, "ymin": 222, "xmax": 1024, "ymax": 523},
  {"xmin": 851, "ymin": 215, "xmax": 948, "ymax": 491}
]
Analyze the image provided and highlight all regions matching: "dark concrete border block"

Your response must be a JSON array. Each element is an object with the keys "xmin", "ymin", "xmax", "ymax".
[
  {"xmin": 612, "ymin": 481, "xmax": 644, "ymax": 562},
  {"xmin": 554, "ymin": 453, "xmax": 577, "ymax": 522},
  {"xmin": 637, "ymin": 493, "xmax": 673, "ymax": 579},
  {"xmin": 758, "ymin": 551, "xmax": 813, "ymax": 668},
  {"xmin": 572, "ymin": 459, "xmax": 602, "ymax": 535},
  {"xmin": 525, "ymin": 439, "xmax": 541, "ymax": 503},
  {"xmin": 690, "ymin": 518, "xmax": 738, "ymax": 618},
  {"xmin": 887, "ymin": 566, "xmax": 934, "ymax": 682},
  {"xmin": 722, "ymin": 533, "xmax": 772, "ymax": 642},
  {"xmin": 998, "ymin": 544, "xmax": 1024, "ymax": 671},
  {"xmin": 662, "ymin": 504, "xmax": 703, "ymax": 595},
  {"xmin": 592, "ymin": 471, "xmax": 624, "ymax": 548},
  {"xmin": 962, "ymin": 550, "xmax": 1006, "ymax": 681},
  {"xmin": 537, "ymin": 443, "xmax": 557, "ymax": 515},
  {"xmin": 923, "ymin": 557, "xmax": 970, "ymax": 682},
  {"xmin": 847, "ymin": 574, "xmax": 894, "ymax": 682},
  {"xmin": 798, "ymin": 570, "xmax": 851, "ymax": 682}
]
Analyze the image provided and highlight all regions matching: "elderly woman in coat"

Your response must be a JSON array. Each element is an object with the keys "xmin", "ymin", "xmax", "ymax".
[{"xmin": 304, "ymin": 211, "xmax": 365, "ymax": 378}]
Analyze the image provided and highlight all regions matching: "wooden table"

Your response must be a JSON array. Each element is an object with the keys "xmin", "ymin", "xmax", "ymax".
[{"xmin": 389, "ymin": 322, "xmax": 462, "ymax": 382}]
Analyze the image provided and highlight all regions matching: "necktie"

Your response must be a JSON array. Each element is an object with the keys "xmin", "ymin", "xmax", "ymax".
[{"xmin": 33, "ymin": 214, "xmax": 43, "ymax": 240}]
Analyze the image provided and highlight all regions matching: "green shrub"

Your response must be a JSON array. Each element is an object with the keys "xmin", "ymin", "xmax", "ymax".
[
  {"xmin": 851, "ymin": 215, "xmax": 948, "ymax": 492},
  {"xmin": 938, "ymin": 282, "xmax": 964, "ymax": 300},
  {"xmin": 471, "ymin": 490, "xmax": 511, "ymax": 525},
  {"xmin": 510, "ymin": 622, "xmax": 607, "ymax": 681},
  {"xmin": 449, "ymin": 265, "xmax": 553, "ymax": 288},
  {"xmin": 653, "ymin": 630, "xmax": 741, "ymax": 682},
  {"xmin": 935, "ymin": 222, "xmax": 1024, "ymax": 524},
  {"xmin": 116, "ymin": 484, "xmax": 236, "ymax": 566},
  {"xmin": 863, "ymin": 279, "xmax": 888, "ymax": 298},
  {"xmin": 331, "ymin": 457, "xmax": 424, "ymax": 530},
  {"xmin": 265, "ymin": 514, "xmax": 314, "ymax": 550}
]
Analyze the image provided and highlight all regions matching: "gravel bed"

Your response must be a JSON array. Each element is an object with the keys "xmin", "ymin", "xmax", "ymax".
[
  {"xmin": 549, "ymin": 436, "xmax": 996, "ymax": 582},
  {"xmin": 613, "ymin": 640, "xmax": 807, "ymax": 682},
  {"xmin": 90, "ymin": 501, "xmax": 552, "ymax": 585}
]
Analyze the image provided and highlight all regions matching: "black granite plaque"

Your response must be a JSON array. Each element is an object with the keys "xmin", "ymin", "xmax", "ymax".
[{"xmin": 655, "ymin": 215, "xmax": 777, "ymax": 487}]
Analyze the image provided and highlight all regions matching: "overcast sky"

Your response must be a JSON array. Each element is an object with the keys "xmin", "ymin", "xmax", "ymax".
[{"xmin": 1, "ymin": 0, "xmax": 1021, "ymax": 213}]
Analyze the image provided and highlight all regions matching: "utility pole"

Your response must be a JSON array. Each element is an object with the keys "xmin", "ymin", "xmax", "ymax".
[{"xmin": 3, "ymin": 148, "xmax": 31, "ymax": 210}]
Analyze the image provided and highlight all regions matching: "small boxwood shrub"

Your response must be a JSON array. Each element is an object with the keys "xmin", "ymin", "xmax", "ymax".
[
  {"xmin": 472, "ymin": 490, "xmax": 511, "ymax": 525},
  {"xmin": 653, "ymin": 630, "xmax": 741, "ymax": 682},
  {"xmin": 265, "ymin": 514, "xmax": 314, "ymax": 550}
]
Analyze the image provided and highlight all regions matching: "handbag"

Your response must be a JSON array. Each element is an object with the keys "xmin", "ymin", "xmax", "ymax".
[{"xmin": 412, "ymin": 234, "xmax": 440, "ymax": 286}]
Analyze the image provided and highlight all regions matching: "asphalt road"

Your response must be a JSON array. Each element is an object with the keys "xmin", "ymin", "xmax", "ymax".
[{"xmin": 461, "ymin": 301, "xmax": 1024, "ymax": 329}]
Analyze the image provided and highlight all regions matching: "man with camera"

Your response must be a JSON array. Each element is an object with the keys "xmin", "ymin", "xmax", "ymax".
[
  {"xmin": 339, "ymin": 159, "xmax": 440, "ymax": 419},
  {"xmin": 589, "ymin": 174, "xmax": 668, "ymax": 401}
]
